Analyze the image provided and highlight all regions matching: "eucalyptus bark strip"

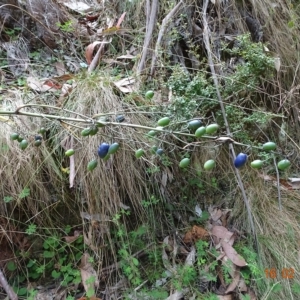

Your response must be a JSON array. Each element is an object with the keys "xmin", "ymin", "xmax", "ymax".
[{"xmin": 137, "ymin": 0, "xmax": 159, "ymax": 75}]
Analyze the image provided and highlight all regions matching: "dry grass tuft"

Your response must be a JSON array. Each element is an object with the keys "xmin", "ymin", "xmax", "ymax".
[{"xmin": 232, "ymin": 168, "xmax": 300, "ymax": 299}]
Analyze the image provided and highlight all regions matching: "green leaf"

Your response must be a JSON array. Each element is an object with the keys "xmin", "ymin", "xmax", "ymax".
[
  {"xmin": 19, "ymin": 187, "xmax": 30, "ymax": 199},
  {"xmin": 43, "ymin": 251, "xmax": 55, "ymax": 258},
  {"xmin": 26, "ymin": 259, "xmax": 36, "ymax": 268},
  {"xmin": 16, "ymin": 287, "xmax": 27, "ymax": 296},
  {"xmin": 85, "ymin": 275, "xmax": 96, "ymax": 285},
  {"xmin": 36, "ymin": 265, "xmax": 45, "ymax": 274},
  {"xmin": 292, "ymin": 283, "xmax": 300, "ymax": 294},
  {"xmin": 4, "ymin": 196, "xmax": 13, "ymax": 203},
  {"xmin": 271, "ymin": 283, "xmax": 283, "ymax": 293},
  {"xmin": 87, "ymin": 287, "xmax": 95, "ymax": 298},
  {"xmin": 26, "ymin": 224, "xmax": 37, "ymax": 235},
  {"xmin": 7, "ymin": 261, "xmax": 17, "ymax": 271},
  {"xmin": 51, "ymin": 270, "xmax": 61, "ymax": 279},
  {"xmin": 132, "ymin": 257, "xmax": 139, "ymax": 266}
]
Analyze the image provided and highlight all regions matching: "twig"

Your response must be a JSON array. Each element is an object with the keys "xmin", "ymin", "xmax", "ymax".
[
  {"xmin": 137, "ymin": 0, "xmax": 159, "ymax": 75},
  {"xmin": 202, "ymin": 1, "xmax": 257, "ymax": 242},
  {"xmin": 150, "ymin": 1, "xmax": 183, "ymax": 76},
  {"xmin": 0, "ymin": 269, "xmax": 18, "ymax": 300},
  {"xmin": 273, "ymin": 155, "xmax": 282, "ymax": 210}
]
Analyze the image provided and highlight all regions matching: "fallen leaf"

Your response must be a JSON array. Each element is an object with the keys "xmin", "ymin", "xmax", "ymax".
[
  {"xmin": 54, "ymin": 61, "xmax": 66, "ymax": 76},
  {"xmin": 225, "ymin": 267, "xmax": 240, "ymax": 293},
  {"xmin": 221, "ymin": 241, "xmax": 247, "ymax": 267},
  {"xmin": 238, "ymin": 278, "xmax": 248, "ymax": 292},
  {"xmin": 80, "ymin": 253, "xmax": 99, "ymax": 297},
  {"xmin": 192, "ymin": 225, "xmax": 210, "ymax": 241},
  {"xmin": 185, "ymin": 246, "xmax": 196, "ymax": 266},
  {"xmin": 183, "ymin": 225, "xmax": 209, "ymax": 243},
  {"xmin": 195, "ymin": 204, "xmax": 202, "ymax": 217},
  {"xmin": 64, "ymin": 231, "xmax": 81, "ymax": 243},
  {"xmin": 116, "ymin": 12, "xmax": 126, "ymax": 28},
  {"xmin": 85, "ymin": 41, "xmax": 110, "ymax": 65},
  {"xmin": 162, "ymin": 236, "xmax": 176, "ymax": 273},
  {"xmin": 208, "ymin": 206, "xmax": 223, "ymax": 221},
  {"xmin": 27, "ymin": 77, "xmax": 58, "ymax": 92},
  {"xmin": 211, "ymin": 226, "xmax": 233, "ymax": 242},
  {"xmin": 274, "ymin": 57, "xmax": 281, "ymax": 72}
]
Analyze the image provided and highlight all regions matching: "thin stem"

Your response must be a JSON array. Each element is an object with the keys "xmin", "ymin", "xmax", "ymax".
[
  {"xmin": 273, "ymin": 155, "xmax": 282, "ymax": 210},
  {"xmin": 202, "ymin": 0, "xmax": 256, "ymax": 242}
]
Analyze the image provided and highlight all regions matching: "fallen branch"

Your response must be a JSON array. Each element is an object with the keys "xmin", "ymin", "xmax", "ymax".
[{"xmin": 0, "ymin": 269, "xmax": 18, "ymax": 300}]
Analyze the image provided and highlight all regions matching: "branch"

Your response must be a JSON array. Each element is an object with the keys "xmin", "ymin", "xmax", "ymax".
[
  {"xmin": 0, "ymin": 269, "xmax": 18, "ymax": 300},
  {"xmin": 202, "ymin": 0, "xmax": 257, "ymax": 241},
  {"xmin": 150, "ymin": 1, "xmax": 183, "ymax": 76}
]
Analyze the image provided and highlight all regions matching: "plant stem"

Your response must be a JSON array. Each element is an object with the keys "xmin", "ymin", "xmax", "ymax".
[{"xmin": 202, "ymin": 0, "xmax": 257, "ymax": 243}]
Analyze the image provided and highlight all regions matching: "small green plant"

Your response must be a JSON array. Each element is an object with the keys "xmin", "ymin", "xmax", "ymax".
[
  {"xmin": 19, "ymin": 187, "xmax": 30, "ymax": 199},
  {"xmin": 56, "ymin": 20, "xmax": 74, "ymax": 33},
  {"xmin": 25, "ymin": 224, "xmax": 37, "ymax": 235},
  {"xmin": 4, "ymin": 196, "xmax": 13, "ymax": 203}
]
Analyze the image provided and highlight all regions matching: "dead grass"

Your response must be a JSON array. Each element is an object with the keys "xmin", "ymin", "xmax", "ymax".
[{"xmin": 1, "ymin": 0, "xmax": 300, "ymax": 298}]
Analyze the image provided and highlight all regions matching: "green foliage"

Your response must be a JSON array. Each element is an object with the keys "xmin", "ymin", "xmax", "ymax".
[
  {"xmin": 19, "ymin": 187, "xmax": 30, "ymax": 199},
  {"xmin": 166, "ymin": 65, "xmax": 216, "ymax": 119},
  {"xmin": 223, "ymin": 34, "xmax": 275, "ymax": 95},
  {"xmin": 3, "ymin": 196, "xmax": 13, "ymax": 203},
  {"xmin": 56, "ymin": 20, "xmax": 74, "ymax": 33},
  {"xmin": 26, "ymin": 224, "xmax": 37, "ymax": 235},
  {"xmin": 11, "ymin": 226, "xmax": 86, "ymax": 290}
]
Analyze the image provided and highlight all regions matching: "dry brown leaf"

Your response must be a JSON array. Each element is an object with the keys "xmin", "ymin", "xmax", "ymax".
[
  {"xmin": 63, "ymin": 231, "xmax": 81, "ymax": 243},
  {"xmin": 183, "ymin": 231, "xmax": 193, "ymax": 244},
  {"xmin": 162, "ymin": 236, "xmax": 175, "ymax": 273},
  {"xmin": 225, "ymin": 267, "xmax": 240, "ymax": 293},
  {"xmin": 248, "ymin": 288, "xmax": 257, "ymax": 299},
  {"xmin": 221, "ymin": 241, "xmax": 247, "ymax": 267},
  {"xmin": 237, "ymin": 278, "xmax": 248, "ymax": 292},
  {"xmin": 27, "ymin": 77, "xmax": 58, "ymax": 92},
  {"xmin": 192, "ymin": 225, "xmax": 210, "ymax": 241},
  {"xmin": 184, "ymin": 226, "xmax": 209, "ymax": 243},
  {"xmin": 217, "ymin": 295, "xmax": 233, "ymax": 300},
  {"xmin": 211, "ymin": 226, "xmax": 233, "ymax": 242},
  {"xmin": 80, "ymin": 253, "xmax": 99, "ymax": 297},
  {"xmin": 209, "ymin": 207, "xmax": 223, "ymax": 221},
  {"xmin": 54, "ymin": 61, "xmax": 66, "ymax": 76},
  {"xmin": 185, "ymin": 246, "xmax": 196, "ymax": 266},
  {"xmin": 85, "ymin": 41, "xmax": 110, "ymax": 65},
  {"xmin": 116, "ymin": 12, "xmax": 126, "ymax": 28}
]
